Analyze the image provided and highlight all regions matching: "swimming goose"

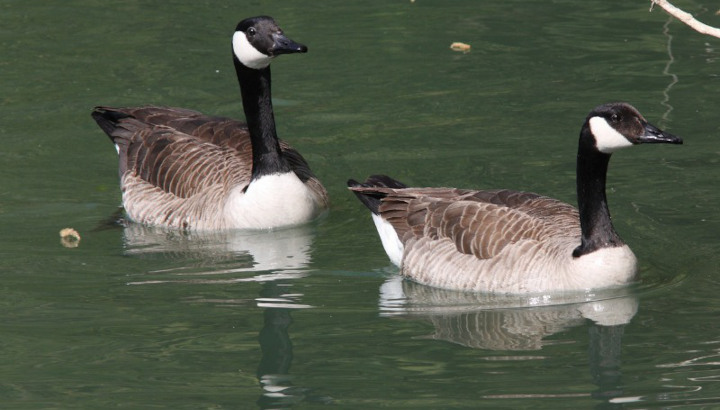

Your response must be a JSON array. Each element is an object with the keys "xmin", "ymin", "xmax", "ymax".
[
  {"xmin": 348, "ymin": 103, "xmax": 682, "ymax": 294},
  {"xmin": 92, "ymin": 16, "xmax": 328, "ymax": 230}
]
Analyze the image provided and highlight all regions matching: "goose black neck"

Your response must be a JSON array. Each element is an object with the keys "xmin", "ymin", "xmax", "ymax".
[
  {"xmin": 573, "ymin": 127, "xmax": 624, "ymax": 257},
  {"xmin": 234, "ymin": 59, "xmax": 291, "ymax": 180}
]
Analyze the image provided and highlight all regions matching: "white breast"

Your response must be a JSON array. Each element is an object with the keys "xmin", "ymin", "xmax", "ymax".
[
  {"xmin": 568, "ymin": 245, "xmax": 638, "ymax": 289},
  {"xmin": 224, "ymin": 172, "xmax": 322, "ymax": 230}
]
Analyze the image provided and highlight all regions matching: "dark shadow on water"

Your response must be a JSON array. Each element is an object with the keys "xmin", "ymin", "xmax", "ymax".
[
  {"xmin": 589, "ymin": 324, "xmax": 626, "ymax": 409},
  {"xmin": 256, "ymin": 282, "xmax": 300, "ymax": 409},
  {"xmin": 255, "ymin": 282, "xmax": 334, "ymax": 409}
]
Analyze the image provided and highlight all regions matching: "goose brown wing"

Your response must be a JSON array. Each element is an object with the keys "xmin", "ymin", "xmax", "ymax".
[
  {"xmin": 373, "ymin": 187, "xmax": 580, "ymax": 260},
  {"xmin": 97, "ymin": 106, "xmax": 253, "ymax": 152},
  {"xmin": 94, "ymin": 106, "xmax": 322, "ymax": 186},
  {"xmin": 121, "ymin": 125, "xmax": 249, "ymax": 199},
  {"xmin": 465, "ymin": 189, "xmax": 580, "ymax": 237}
]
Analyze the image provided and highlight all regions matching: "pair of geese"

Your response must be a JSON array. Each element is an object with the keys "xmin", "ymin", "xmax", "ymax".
[{"xmin": 92, "ymin": 16, "xmax": 683, "ymax": 294}]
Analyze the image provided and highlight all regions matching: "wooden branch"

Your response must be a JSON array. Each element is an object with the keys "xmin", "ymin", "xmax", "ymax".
[{"xmin": 651, "ymin": 0, "xmax": 720, "ymax": 39}]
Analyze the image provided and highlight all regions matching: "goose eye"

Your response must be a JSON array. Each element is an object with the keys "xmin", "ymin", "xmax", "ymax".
[
  {"xmin": 247, "ymin": 27, "xmax": 257, "ymax": 37},
  {"xmin": 610, "ymin": 113, "xmax": 621, "ymax": 123}
]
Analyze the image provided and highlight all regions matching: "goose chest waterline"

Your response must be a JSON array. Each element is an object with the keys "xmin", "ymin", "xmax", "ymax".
[
  {"xmin": 92, "ymin": 16, "xmax": 328, "ymax": 231},
  {"xmin": 349, "ymin": 103, "xmax": 682, "ymax": 294},
  {"xmin": 224, "ymin": 173, "xmax": 327, "ymax": 229},
  {"xmin": 399, "ymin": 234, "xmax": 638, "ymax": 293}
]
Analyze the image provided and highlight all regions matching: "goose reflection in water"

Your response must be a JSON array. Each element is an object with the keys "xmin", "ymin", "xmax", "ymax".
[
  {"xmin": 256, "ymin": 282, "xmax": 333, "ymax": 409},
  {"xmin": 379, "ymin": 276, "xmax": 638, "ymax": 401},
  {"xmin": 121, "ymin": 223, "xmax": 316, "ymax": 284},
  {"xmin": 118, "ymin": 222, "xmax": 331, "ymax": 407}
]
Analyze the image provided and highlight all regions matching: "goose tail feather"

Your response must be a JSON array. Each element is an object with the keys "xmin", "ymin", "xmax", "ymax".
[
  {"xmin": 91, "ymin": 106, "xmax": 143, "ymax": 177},
  {"xmin": 347, "ymin": 174, "xmax": 407, "ymax": 214},
  {"xmin": 91, "ymin": 107, "xmax": 133, "ymax": 139}
]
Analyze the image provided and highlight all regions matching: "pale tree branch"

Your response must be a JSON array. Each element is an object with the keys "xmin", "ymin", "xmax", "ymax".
[{"xmin": 651, "ymin": 0, "xmax": 720, "ymax": 39}]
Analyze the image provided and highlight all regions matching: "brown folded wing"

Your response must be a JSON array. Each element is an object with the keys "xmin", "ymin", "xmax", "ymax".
[{"xmin": 356, "ymin": 186, "xmax": 581, "ymax": 260}]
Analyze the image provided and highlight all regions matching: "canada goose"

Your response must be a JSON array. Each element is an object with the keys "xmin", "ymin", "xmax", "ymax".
[
  {"xmin": 92, "ymin": 16, "xmax": 328, "ymax": 230},
  {"xmin": 348, "ymin": 102, "xmax": 682, "ymax": 294}
]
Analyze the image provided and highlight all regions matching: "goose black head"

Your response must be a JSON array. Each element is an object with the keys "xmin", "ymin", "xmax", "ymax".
[
  {"xmin": 585, "ymin": 102, "xmax": 683, "ymax": 154},
  {"xmin": 232, "ymin": 16, "xmax": 308, "ymax": 70}
]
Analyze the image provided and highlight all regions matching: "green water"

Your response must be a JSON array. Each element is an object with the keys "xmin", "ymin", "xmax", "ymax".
[{"xmin": 2, "ymin": 0, "xmax": 720, "ymax": 408}]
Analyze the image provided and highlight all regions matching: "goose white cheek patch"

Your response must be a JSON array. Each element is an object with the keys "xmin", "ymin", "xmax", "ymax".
[
  {"xmin": 589, "ymin": 116, "xmax": 633, "ymax": 154},
  {"xmin": 232, "ymin": 31, "xmax": 273, "ymax": 69}
]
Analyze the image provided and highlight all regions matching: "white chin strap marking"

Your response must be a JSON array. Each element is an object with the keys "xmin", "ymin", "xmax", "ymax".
[
  {"xmin": 232, "ymin": 31, "xmax": 273, "ymax": 69},
  {"xmin": 589, "ymin": 116, "xmax": 633, "ymax": 154}
]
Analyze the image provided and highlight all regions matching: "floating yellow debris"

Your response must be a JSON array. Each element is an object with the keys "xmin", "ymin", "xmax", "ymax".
[
  {"xmin": 60, "ymin": 227, "xmax": 81, "ymax": 248},
  {"xmin": 450, "ymin": 42, "xmax": 471, "ymax": 53}
]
